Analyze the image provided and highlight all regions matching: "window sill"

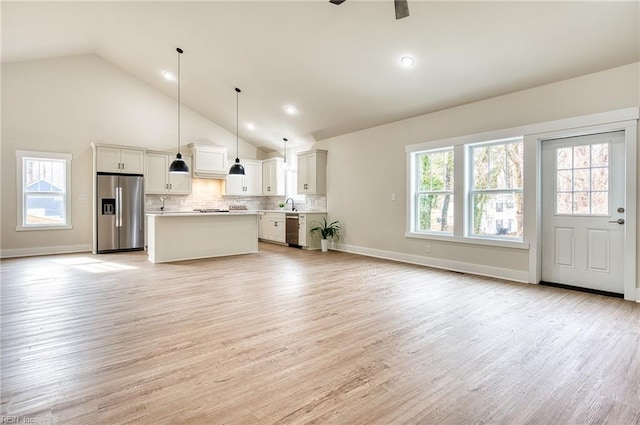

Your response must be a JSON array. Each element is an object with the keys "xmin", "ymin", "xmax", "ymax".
[
  {"xmin": 405, "ymin": 231, "xmax": 529, "ymax": 250},
  {"xmin": 17, "ymin": 225, "xmax": 72, "ymax": 232}
]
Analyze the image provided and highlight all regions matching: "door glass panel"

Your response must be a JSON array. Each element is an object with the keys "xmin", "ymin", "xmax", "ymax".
[
  {"xmin": 591, "ymin": 192, "xmax": 608, "ymax": 215},
  {"xmin": 573, "ymin": 169, "xmax": 590, "ymax": 191},
  {"xmin": 573, "ymin": 145, "xmax": 590, "ymax": 168},
  {"xmin": 573, "ymin": 192, "xmax": 590, "ymax": 214},
  {"xmin": 557, "ymin": 170, "xmax": 572, "ymax": 191},
  {"xmin": 555, "ymin": 143, "xmax": 609, "ymax": 215},
  {"xmin": 591, "ymin": 143, "xmax": 608, "ymax": 167},
  {"xmin": 591, "ymin": 168, "xmax": 608, "ymax": 191},
  {"xmin": 556, "ymin": 147, "xmax": 572, "ymax": 169}
]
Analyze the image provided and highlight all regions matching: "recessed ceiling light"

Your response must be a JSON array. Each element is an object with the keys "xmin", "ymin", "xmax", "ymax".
[
  {"xmin": 284, "ymin": 105, "xmax": 297, "ymax": 115},
  {"xmin": 161, "ymin": 70, "xmax": 176, "ymax": 81},
  {"xmin": 400, "ymin": 56, "xmax": 415, "ymax": 67},
  {"xmin": 245, "ymin": 122, "xmax": 255, "ymax": 130}
]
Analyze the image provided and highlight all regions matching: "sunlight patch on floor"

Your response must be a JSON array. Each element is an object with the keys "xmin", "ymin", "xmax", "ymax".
[{"xmin": 51, "ymin": 256, "xmax": 137, "ymax": 273}]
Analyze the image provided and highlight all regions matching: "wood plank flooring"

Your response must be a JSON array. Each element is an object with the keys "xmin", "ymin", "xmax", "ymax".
[{"xmin": 1, "ymin": 243, "xmax": 639, "ymax": 424}]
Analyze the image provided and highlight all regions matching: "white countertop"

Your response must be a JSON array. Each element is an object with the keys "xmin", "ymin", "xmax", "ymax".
[
  {"xmin": 257, "ymin": 210, "xmax": 328, "ymax": 214},
  {"xmin": 146, "ymin": 211, "xmax": 258, "ymax": 217},
  {"xmin": 146, "ymin": 210, "xmax": 326, "ymax": 216}
]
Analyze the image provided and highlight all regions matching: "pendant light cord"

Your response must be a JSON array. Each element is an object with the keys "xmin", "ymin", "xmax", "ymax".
[
  {"xmin": 177, "ymin": 47, "xmax": 183, "ymax": 158},
  {"xmin": 235, "ymin": 88, "xmax": 240, "ymax": 159}
]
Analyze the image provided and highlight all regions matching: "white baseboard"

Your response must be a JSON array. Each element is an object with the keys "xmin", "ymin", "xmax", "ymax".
[
  {"xmin": 0, "ymin": 244, "xmax": 92, "ymax": 259},
  {"xmin": 637, "ymin": 288, "xmax": 640, "ymax": 303},
  {"xmin": 334, "ymin": 243, "xmax": 529, "ymax": 283}
]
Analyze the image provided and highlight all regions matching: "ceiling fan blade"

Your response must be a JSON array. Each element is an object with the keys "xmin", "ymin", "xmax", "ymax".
[
  {"xmin": 329, "ymin": 0, "xmax": 346, "ymax": 4},
  {"xmin": 394, "ymin": 0, "xmax": 409, "ymax": 19}
]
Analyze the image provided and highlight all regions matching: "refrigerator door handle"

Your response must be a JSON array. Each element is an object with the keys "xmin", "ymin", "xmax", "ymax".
[{"xmin": 116, "ymin": 186, "xmax": 122, "ymax": 228}]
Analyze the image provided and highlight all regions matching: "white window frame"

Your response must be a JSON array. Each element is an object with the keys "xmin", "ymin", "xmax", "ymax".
[
  {"xmin": 467, "ymin": 137, "xmax": 524, "ymax": 241},
  {"xmin": 410, "ymin": 148, "xmax": 454, "ymax": 235},
  {"xmin": 16, "ymin": 150, "xmax": 72, "ymax": 231}
]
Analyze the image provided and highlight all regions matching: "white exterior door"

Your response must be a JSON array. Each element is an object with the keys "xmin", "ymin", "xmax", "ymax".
[{"xmin": 541, "ymin": 131, "xmax": 625, "ymax": 294}]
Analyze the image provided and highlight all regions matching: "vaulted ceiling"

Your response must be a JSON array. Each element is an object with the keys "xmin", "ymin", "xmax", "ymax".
[{"xmin": 2, "ymin": 1, "xmax": 639, "ymax": 152}]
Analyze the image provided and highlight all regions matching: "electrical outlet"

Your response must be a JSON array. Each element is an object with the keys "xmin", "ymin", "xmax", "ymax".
[
  {"xmin": 425, "ymin": 244, "xmax": 431, "ymax": 254},
  {"xmin": 391, "ymin": 193, "xmax": 396, "ymax": 201}
]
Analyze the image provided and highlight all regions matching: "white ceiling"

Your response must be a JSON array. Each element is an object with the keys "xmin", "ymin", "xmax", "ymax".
[{"xmin": 2, "ymin": 1, "xmax": 639, "ymax": 152}]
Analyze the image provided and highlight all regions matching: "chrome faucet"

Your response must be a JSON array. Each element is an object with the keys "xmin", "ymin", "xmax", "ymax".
[
  {"xmin": 160, "ymin": 196, "xmax": 166, "ymax": 211},
  {"xmin": 285, "ymin": 198, "xmax": 296, "ymax": 211}
]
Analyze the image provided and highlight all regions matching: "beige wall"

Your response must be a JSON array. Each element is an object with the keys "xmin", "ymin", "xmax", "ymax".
[
  {"xmin": 1, "ymin": 54, "xmax": 261, "ymax": 254},
  {"xmin": 316, "ymin": 62, "xmax": 640, "ymax": 282}
]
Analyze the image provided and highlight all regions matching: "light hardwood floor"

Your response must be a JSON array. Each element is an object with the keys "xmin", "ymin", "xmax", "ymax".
[{"xmin": 1, "ymin": 243, "xmax": 639, "ymax": 424}]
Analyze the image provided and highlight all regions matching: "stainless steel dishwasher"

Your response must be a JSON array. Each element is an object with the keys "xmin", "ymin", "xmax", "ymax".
[{"xmin": 286, "ymin": 213, "xmax": 299, "ymax": 246}]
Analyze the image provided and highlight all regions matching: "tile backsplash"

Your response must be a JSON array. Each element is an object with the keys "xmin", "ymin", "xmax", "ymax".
[{"xmin": 145, "ymin": 178, "xmax": 327, "ymax": 212}]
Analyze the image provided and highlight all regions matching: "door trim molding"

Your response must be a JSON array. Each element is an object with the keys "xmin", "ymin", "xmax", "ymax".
[{"xmin": 527, "ymin": 117, "xmax": 637, "ymax": 301}]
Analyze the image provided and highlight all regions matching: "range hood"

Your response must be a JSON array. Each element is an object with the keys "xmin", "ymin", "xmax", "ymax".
[{"xmin": 189, "ymin": 143, "xmax": 228, "ymax": 179}]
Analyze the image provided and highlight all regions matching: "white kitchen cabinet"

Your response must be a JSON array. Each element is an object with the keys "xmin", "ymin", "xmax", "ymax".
[
  {"xmin": 225, "ymin": 160, "xmax": 262, "ymax": 196},
  {"xmin": 299, "ymin": 213, "xmax": 326, "ymax": 249},
  {"xmin": 258, "ymin": 212, "xmax": 267, "ymax": 239},
  {"xmin": 261, "ymin": 212, "xmax": 285, "ymax": 243},
  {"xmin": 297, "ymin": 150, "xmax": 327, "ymax": 195},
  {"xmin": 96, "ymin": 146, "xmax": 145, "ymax": 174},
  {"xmin": 262, "ymin": 158, "xmax": 285, "ymax": 196},
  {"xmin": 145, "ymin": 153, "xmax": 192, "ymax": 194},
  {"xmin": 189, "ymin": 144, "xmax": 228, "ymax": 178}
]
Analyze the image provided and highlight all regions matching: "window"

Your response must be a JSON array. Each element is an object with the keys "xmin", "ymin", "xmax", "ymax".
[
  {"xmin": 16, "ymin": 150, "xmax": 72, "ymax": 230},
  {"xmin": 469, "ymin": 138, "xmax": 523, "ymax": 239},
  {"xmin": 413, "ymin": 149, "xmax": 454, "ymax": 233},
  {"xmin": 555, "ymin": 143, "xmax": 609, "ymax": 215}
]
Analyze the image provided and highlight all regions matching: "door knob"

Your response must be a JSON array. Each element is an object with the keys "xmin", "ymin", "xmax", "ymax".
[{"xmin": 608, "ymin": 218, "xmax": 625, "ymax": 224}]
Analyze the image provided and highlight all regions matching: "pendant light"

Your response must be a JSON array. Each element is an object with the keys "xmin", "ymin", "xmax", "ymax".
[
  {"xmin": 169, "ymin": 47, "xmax": 189, "ymax": 174},
  {"xmin": 283, "ymin": 138, "xmax": 288, "ymax": 163},
  {"xmin": 228, "ymin": 87, "xmax": 245, "ymax": 175}
]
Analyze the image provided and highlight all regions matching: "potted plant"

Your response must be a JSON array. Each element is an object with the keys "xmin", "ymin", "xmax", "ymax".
[
  {"xmin": 278, "ymin": 202, "xmax": 285, "ymax": 210},
  {"xmin": 310, "ymin": 218, "xmax": 341, "ymax": 252}
]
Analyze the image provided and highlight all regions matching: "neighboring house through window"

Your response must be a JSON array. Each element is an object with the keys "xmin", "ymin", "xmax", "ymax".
[
  {"xmin": 407, "ymin": 137, "xmax": 524, "ymax": 244},
  {"xmin": 16, "ymin": 150, "xmax": 72, "ymax": 230},
  {"xmin": 469, "ymin": 138, "xmax": 523, "ymax": 239}
]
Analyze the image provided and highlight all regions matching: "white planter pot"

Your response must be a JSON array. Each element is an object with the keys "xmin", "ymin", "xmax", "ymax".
[{"xmin": 320, "ymin": 239, "xmax": 329, "ymax": 252}]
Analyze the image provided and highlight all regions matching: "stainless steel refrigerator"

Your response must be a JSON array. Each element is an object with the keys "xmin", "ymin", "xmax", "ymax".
[{"xmin": 96, "ymin": 173, "xmax": 144, "ymax": 253}]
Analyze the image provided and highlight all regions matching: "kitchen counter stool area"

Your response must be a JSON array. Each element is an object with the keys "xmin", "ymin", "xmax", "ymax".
[{"xmin": 146, "ymin": 212, "xmax": 259, "ymax": 263}]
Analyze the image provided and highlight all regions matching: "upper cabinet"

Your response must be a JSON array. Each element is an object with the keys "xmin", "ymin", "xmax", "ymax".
[
  {"xmin": 262, "ymin": 158, "xmax": 285, "ymax": 196},
  {"xmin": 224, "ymin": 159, "xmax": 262, "ymax": 196},
  {"xmin": 297, "ymin": 149, "xmax": 327, "ymax": 195},
  {"xmin": 146, "ymin": 152, "xmax": 192, "ymax": 194},
  {"xmin": 189, "ymin": 144, "xmax": 228, "ymax": 179},
  {"xmin": 95, "ymin": 145, "xmax": 145, "ymax": 174}
]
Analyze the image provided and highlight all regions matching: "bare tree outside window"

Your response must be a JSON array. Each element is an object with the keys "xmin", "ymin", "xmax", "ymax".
[
  {"xmin": 556, "ymin": 143, "xmax": 609, "ymax": 215},
  {"xmin": 415, "ymin": 149, "xmax": 454, "ymax": 233},
  {"xmin": 470, "ymin": 139, "xmax": 523, "ymax": 238}
]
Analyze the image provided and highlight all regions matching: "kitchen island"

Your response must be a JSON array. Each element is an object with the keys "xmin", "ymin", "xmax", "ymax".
[{"xmin": 146, "ymin": 211, "xmax": 259, "ymax": 263}]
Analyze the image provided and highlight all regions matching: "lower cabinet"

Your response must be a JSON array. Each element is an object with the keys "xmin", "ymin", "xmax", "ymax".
[
  {"xmin": 258, "ymin": 212, "xmax": 267, "ymax": 239},
  {"xmin": 259, "ymin": 212, "xmax": 285, "ymax": 243},
  {"xmin": 259, "ymin": 212, "xmax": 327, "ymax": 249},
  {"xmin": 299, "ymin": 213, "xmax": 326, "ymax": 249}
]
